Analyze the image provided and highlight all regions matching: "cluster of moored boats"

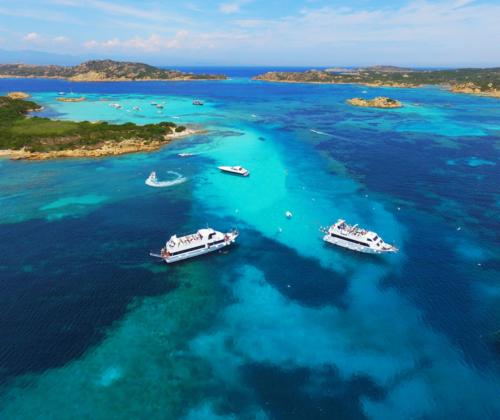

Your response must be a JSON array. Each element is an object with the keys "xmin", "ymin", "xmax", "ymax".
[
  {"xmin": 144, "ymin": 96, "xmax": 397, "ymax": 264},
  {"xmin": 151, "ymin": 219, "xmax": 397, "ymax": 264},
  {"xmin": 149, "ymin": 159, "xmax": 397, "ymax": 263}
]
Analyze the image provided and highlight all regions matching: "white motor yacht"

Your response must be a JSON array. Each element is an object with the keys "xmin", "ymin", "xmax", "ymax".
[
  {"xmin": 218, "ymin": 166, "xmax": 250, "ymax": 177},
  {"xmin": 321, "ymin": 219, "xmax": 398, "ymax": 254},
  {"xmin": 150, "ymin": 228, "xmax": 239, "ymax": 263}
]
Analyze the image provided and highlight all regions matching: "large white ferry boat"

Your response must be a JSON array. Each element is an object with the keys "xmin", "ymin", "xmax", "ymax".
[
  {"xmin": 322, "ymin": 219, "xmax": 398, "ymax": 254},
  {"xmin": 218, "ymin": 166, "xmax": 250, "ymax": 176},
  {"xmin": 150, "ymin": 227, "xmax": 239, "ymax": 263}
]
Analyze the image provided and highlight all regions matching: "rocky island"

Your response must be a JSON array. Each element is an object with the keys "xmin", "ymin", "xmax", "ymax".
[
  {"xmin": 57, "ymin": 96, "xmax": 86, "ymax": 102},
  {"xmin": 347, "ymin": 97, "xmax": 402, "ymax": 108},
  {"xmin": 0, "ymin": 95, "xmax": 197, "ymax": 160},
  {"xmin": 0, "ymin": 59, "xmax": 227, "ymax": 82},
  {"xmin": 254, "ymin": 66, "xmax": 500, "ymax": 98}
]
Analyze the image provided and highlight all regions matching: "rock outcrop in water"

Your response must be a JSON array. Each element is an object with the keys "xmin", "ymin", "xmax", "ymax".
[
  {"xmin": 0, "ymin": 59, "xmax": 227, "ymax": 81},
  {"xmin": 56, "ymin": 97, "xmax": 86, "ymax": 102},
  {"xmin": 6, "ymin": 91, "xmax": 31, "ymax": 99},
  {"xmin": 347, "ymin": 97, "xmax": 403, "ymax": 108}
]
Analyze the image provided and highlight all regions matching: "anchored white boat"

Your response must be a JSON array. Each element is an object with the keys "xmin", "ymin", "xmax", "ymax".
[
  {"xmin": 192, "ymin": 99, "xmax": 204, "ymax": 106},
  {"xmin": 218, "ymin": 166, "xmax": 250, "ymax": 177},
  {"xmin": 321, "ymin": 219, "xmax": 398, "ymax": 254},
  {"xmin": 150, "ymin": 228, "xmax": 239, "ymax": 263}
]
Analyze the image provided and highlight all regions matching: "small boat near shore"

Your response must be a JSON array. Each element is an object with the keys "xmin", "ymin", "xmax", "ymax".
[
  {"xmin": 321, "ymin": 219, "xmax": 398, "ymax": 254},
  {"xmin": 192, "ymin": 99, "xmax": 204, "ymax": 106},
  {"xmin": 218, "ymin": 166, "xmax": 250, "ymax": 177},
  {"xmin": 150, "ymin": 227, "xmax": 239, "ymax": 263}
]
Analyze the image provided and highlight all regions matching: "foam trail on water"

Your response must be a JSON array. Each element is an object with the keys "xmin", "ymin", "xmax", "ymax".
[
  {"xmin": 146, "ymin": 171, "xmax": 187, "ymax": 188},
  {"xmin": 310, "ymin": 129, "xmax": 330, "ymax": 136}
]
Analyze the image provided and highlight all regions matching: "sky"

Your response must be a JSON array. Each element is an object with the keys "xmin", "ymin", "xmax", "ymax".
[{"xmin": 0, "ymin": 0, "xmax": 499, "ymax": 66}]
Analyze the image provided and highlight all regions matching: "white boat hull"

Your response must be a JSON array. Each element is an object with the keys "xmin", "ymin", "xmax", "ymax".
[
  {"xmin": 218, "ymin": 166, "xmax": 250, "ymax": 177},
  {"xmin": 150, "ymin": 231, "xmax": 238, "ymax": 263},
  {"xmin": 323, "ymin": 234, "xmax": 391, "ymax": 254}
]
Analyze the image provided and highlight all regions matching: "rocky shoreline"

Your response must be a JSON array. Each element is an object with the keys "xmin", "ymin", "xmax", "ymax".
[
  {"xmin": 0, "ymin": 59, "xmax": 227, "ymax": 82},
  {"xmin": 254, "ymin": 69, "xmax": 500, "ymax": 98},
  {"xmin": 0, "ymin": 128, "xmax": 202, "ymax": 161}
]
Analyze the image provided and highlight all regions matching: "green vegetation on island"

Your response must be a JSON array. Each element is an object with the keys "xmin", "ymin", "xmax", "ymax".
[
  {"xmin": 0, "ymin": 96, "xmax": 188, "ymax": 158},
  {"xmin": 0, "ymin": 59, "xmax": 227, "ymax": 82},
  {"xmin": 254, "ymin": 66, "xmax": 500, "ymax": 97},
  {"xmin": 347, "ymin": 97, "xmax": 403, "ymax": 108}
]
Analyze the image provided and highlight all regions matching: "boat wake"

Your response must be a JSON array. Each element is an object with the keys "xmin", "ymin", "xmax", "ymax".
[
  {"xmin": 310, "ymin": 129, "xmax": 330, "ymax": 136},
  {"xmin": 145, "ymin": 171, "xmax": 187, "ymax": 188}
]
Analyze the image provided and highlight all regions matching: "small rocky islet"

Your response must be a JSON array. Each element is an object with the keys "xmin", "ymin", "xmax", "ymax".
[{"xmin": 347, "ymin": 97, "xmax": 403, "ymax": 108}]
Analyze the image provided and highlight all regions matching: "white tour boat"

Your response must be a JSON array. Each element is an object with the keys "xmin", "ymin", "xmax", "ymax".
[
  {"xmin": 321, "ymin": 219, "xmax": 398, "ymax": 254},
  {"xmin": 218, "ymin": 166, "xmax": 250, "ymax": 177},
  {"xmin": 150, "ymin": 228, "xmax": 239, "ymax": 263}
]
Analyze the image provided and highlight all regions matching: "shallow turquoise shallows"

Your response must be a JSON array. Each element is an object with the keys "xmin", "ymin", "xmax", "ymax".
[{"xmin": 0, "ymin": 69, "xmax": 499, "ymax": 420}]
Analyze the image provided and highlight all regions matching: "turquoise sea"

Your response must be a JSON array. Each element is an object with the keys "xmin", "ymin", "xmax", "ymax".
[{"xmin": 0, "ymin": 68, "xmax": 499, "ymax": 419}]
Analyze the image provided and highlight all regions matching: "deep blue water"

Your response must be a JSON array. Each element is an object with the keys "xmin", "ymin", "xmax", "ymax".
[{"xmin": 0, "ymin": 70, "xmax": 499, "ymax": 419}]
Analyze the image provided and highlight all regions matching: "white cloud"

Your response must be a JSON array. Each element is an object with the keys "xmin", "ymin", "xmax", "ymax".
[
  {"xmin": 219, "ymin": 0, "xmax": 252, "ymax": 14},
  {"xmin": 219, "ymin": 3, "xmax": 241, "ymax": 14},
  {"xmin": 225, "ymin": 0, "xmax": 500, "ymax": 65},
  {"xmin": 83, "ymin": 31, "xmax": 217, "ymax": 52},
  {"xmin": 53, "ymin": 36, "xmax": 69, "ymax": 44},
  {"xmin": 23, "ymin": 32, "xmax": 40, "ymax": 42},
  {"xmin": 50, "ymin": 0, "xmax": 190, "ymax": 25},
  {"xmin": 186, "ymin": 3, "xmax": 203, "ymax": 13}
]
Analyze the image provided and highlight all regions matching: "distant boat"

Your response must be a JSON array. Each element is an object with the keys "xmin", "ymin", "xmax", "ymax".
[
  {"xmin": 285, "ymin": 211, "xmax": 293, "ymax": 219},
  {"xmin": 178, "ymin": 153, "xmax": 195, "ymax": 157},
  {"xmin": 192, "ymin": 100, "xmax": 204, "ymax": 106},
  {"xmin": 156, "ymin": 104, "xmax": 164, "ymax": 109},
  {"xmin": 321, "ymin": 219, "xmax": 398, "ymax": 254},
  {"xmin": 133, "ymin": 106, "xmax": 141, "ymax": 111},
  {"xmin": 218, "ymin": 166, "xmax": 250, "ymax": 177},
  {"xmin": 150, "ymin": 227, "xmax": 239, "ymax": 264}
]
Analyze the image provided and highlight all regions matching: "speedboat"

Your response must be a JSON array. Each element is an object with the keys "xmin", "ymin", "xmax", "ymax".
[
  {"xmin": 150, "ymin": 228, "xmax": 239, "ymax": 263},
  {"xmin": 321, "ymin": 219, "xmax": 398, "ymax": 254},
  {"xmin": 192, "ymin": 100, "xmax": 204, "ymax": 106},
  {"xmin": 218, "ymin": 166, "xmax": 250, "ymax": 177},
  {"xmin": 145, "ymin": 171, "xmax": 159, "ymax": 186}
]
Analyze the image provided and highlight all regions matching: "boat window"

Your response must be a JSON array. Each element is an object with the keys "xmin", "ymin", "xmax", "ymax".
[{"xmin": 373, "ymin": 236, "xmax": 379, "ymax": 241}]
